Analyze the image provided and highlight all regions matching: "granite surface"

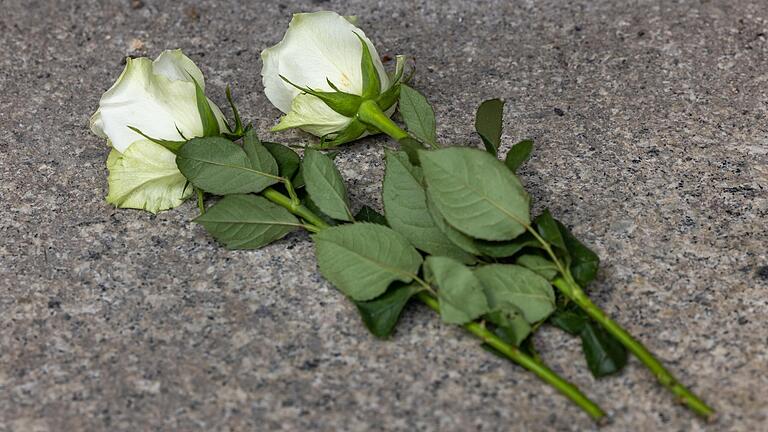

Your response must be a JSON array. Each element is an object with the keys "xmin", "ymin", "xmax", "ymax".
[{"xmin": 1, "ymin": 0, "xmax": 767, "ymax": 430}]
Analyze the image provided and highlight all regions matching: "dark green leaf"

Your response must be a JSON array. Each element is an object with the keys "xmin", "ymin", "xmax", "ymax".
[
  {"xmin": 504, "ymin": 139, "xmax": 534, "ymax": 173},
  {"xmin": 516, "ymin": 254, "xmax": 559, "ymax": 280},
  {"xmin": 354, "ymin": 283, "xmax": 421, "ymax": 338},
  {"xmin": 355, "ymin": 205, "xmax": 387, "ymax": 225},
  {"xmin": 475, "ymin": 99, "xmax": 504, "ymax": 155},
  {"xmin": 176, "ymin": 137, "xmax": 279, "ymax": 195},
  {"xmin": 534, "ymin": 209, "xmax": 567, "ymax": 253},
  {"xmin": 399, "ymin": 84, "xmax": 437, "ymax": 147},
  {"xmin": 426, "ymin": 256, "xmax": 490, "ymax": 324},
  {"xmin": 263, "ymin": 141, "xmax": 300, "ymax": 180},
  {"xmin": 356, "ymin": 33, "xmax": 381, "ymax": 100},
  {"xmin": 474, "ymin": 264, "xmax": 555, "ymax": 323},
  {"xmin": 194, "ymin": 194, "xmax": 300, "ymax": 249},
  {"xmin": 549, "ymin": 308, "xmax": 587, "ymax": 336},
  {"xmin": 581, "ymin": 321, "xmax": 628, "ymax": 377},
  {"xmin": 190, "ymin": 75, "xmax": 220, "ymax": 137},
  {"xmin": 473, "ymin": 233, "xmax": 541, "ymax": 258},
  {"xmin": 556, "ymin": 220, "xmax": 600, "ymax": 287},
  {"xmin": 314, "ymin": 223, "xmax": 423, "ymax": 301},
  {"xmin": 302, "ymin": 149, "xmax": 352, "ymax": 221},
  {"xmin": 383, "ymin": 151, "xmax": 474, "ymax": 263},
  {"xmin": 420, "ymin": 148, "xmax": 530, "ymax": 241}
]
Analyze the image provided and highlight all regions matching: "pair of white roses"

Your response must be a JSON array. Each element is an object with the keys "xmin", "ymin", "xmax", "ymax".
[{"xmin": 90, "ymin": 11, "xmax": 402, "ymax": 213}]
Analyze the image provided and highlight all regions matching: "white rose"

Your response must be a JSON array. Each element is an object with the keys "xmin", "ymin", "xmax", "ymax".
[
  {"xmin": 261, "ymin": 11, "xmax": 405, "ymax": 145},
  {"xmin": 90, "ymin": 49, "xmax": 227, "ymax": 213}
]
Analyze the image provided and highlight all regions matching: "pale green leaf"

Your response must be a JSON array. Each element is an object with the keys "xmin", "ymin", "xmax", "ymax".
[
  {"xmin": 194, "ymin": 194, "xmax": 301, "ymax": 249},
  {"xmin": 420, "ymin": 147, "xmax": 530, "ymax": 241},
  {"xmin": 426, "ymin": 256, "xmax": 489, "ymax": 324},
  {"xmin": 399, "ymin": 84, "xmax": 437, "ymax": 146},
  {"xmin": 516, "ymin": 254, "xmax": 559, "ymax": 280},
  {"xmin": 474, "ymin": 264, "xmax": 555, "ymax": 323},
  {"xmin": 314, "ymin": 223, "xmax": 423, "ymax": 301},
  {"xmin": 302, "ymin": 149, "xmax": 352, "ymax": 221},
  {"xmin": 383, "ymin": 151, "xmax": 475, "ymax": 263}
]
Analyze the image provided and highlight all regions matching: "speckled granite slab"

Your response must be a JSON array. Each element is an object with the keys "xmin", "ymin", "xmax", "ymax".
[{"xmin": 1, "ymin": 0, "xmax": 766, "ymax": 430}]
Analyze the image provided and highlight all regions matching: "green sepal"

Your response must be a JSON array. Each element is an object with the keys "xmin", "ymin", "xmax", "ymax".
[
  {"xmin": 127, "ymin": 126, "xmax": 186, "ymax": 153},
  {"xmin": 319, "ymin": 119, "xmax": 368, "ymax": 148},
  {"xmin": 280, "ymin": 75, "xmax": 362, "ymax": 117},
  {"xmin": 376, "ymin": 83, "xmax": 400, "ymax": 112},
  {"xmin": 189, "ymin": 74, "xmax": 220, "ymax": 137},
  {"xmin": 223, "ymin": 85, "xmax": 245, "ymax": 138},
  {"xmin": 355, "ymin": 33, "xmax": 382, "ymax": 100}
]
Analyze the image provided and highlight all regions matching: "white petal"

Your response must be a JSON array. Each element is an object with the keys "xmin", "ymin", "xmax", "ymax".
[
  {"xmin": 106, "ymin": 140, "xmax": 192, "ymax": 213},
  {"xmin": 261, "ymin": 11, "xmax": 390, "ymax": 114},
  {"xmin": 152, "ymin": 49, "xmax": 205, "ymax": 87},
  {"xmin": 272, "ymin": 93, "xmax": 353, "ymax": 137},
  {"xmin": 96, "ymin": 57, "xmax": 203, "ymax": 152}
]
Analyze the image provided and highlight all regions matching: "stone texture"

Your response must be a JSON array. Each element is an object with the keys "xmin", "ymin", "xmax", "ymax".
[{"xmin": 1, "ymin": 0, "xmax": 767, "ymax": 431}]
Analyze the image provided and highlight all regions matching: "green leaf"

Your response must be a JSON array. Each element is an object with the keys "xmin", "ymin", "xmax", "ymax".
[
  {"xmin": 383, "ymin": 151, "xmax": 475, "ymax": 263},
  {"xmin": 354, "ymin": 283, "xmax": 421, "ymax": 338},
  {"xmin": 534, "ymin": 209, "xmax": 567, "ymax": 253},
  {"xmin": 475, "ymin": 99, "xmax": 504, "ymax": 156},
  {"xmin": 420, "ymin": 147, "xmax": 531, "ymax": 241},
  {"xmin": 194, "ymin": 194, "xmax": 300, "ymax": 249},
  {"xmin": 190, "ymin": 75, "xmax": 220, "ymax": 137},
  {"xmin": 176, "ymin": 137, "xmax": 279, "ymax": 195},
  {"xmin": 516, "ymin": 254, "xmax": 559, "ymax": 280},
  {"xmin": 355, "ymin": 205, "xmax": 387, "ymax": 225},
  {"xmin": 505, "ymin": 139, "xmax": 534, "ymax": 173},
  {"xmin": 302, "ymin": 149, "xmax": 352, "ymax": 221},
  {"xmin": 242, "ymin": 130, "xmax": 278, "ymax": 177},
  {"xmin": 426, "ymin": 256, "xmax": 490, "ymax": 324},
  {"xmin": 485, "ymin": 303, "xmax": 531, "ymax": 346},
  {"xmin": 263, "ymin": 141, "xmax": 300, "ymax": 180},
  {"xmin": 474, "ymin": 233, "xmax": 541, "ymax": 258},
  {"xmin": 356, "ymin": 33, "xmax": 381, "ymax": 100},
  {"xmin": 426, "ymin": 197, "xmax": 483, "ymax": 256},
  {"xmin": 398, "ymin": 136, "xmax": 426, "ymax": 166},
  {"xmin": 474, "ymin": 264, "xmax": 555, "ymax": 323},
  {"xmin": 314, "ymin": 223, "xmax": 423, "ymax": 301},
  {"xmin": 556, "ymin": 220, "xmax": 600, "ymax": 287},
  {"xmin": 549, "ymin": 308, "xmax": 587, "ymax": 336},
  {"xmin": 581, "ymin": 321, "xmax": 628, "ymax": 377},
  {"xmin": 399, "ymin": 84, "xmax": 437, "ymax": 147}
]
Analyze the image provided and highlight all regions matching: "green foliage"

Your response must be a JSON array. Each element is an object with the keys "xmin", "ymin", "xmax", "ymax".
[
  {"xmin": 194, "ymin": 194, "xmax": 300, "ymax": 249},
  {"xmin": 354, "ymin": 283, "xmax": 421, "ymax": 338},
  {"xmin": 313, "ymin": 223, "xmax": 423, "ymax": 301},
  {"xmin": 426, "ymin": 256, "xmax": 489, "ymax": 324},
  {"xmin": 485, "ymin": 304, "xmax": 532, "ymax": 346},
  {"xmin": 176, "ymin": 136, "xmax": 279, "ymax": 195},
  {"xmin": 383, "ymin": 151, "xmax": 474, "ymax": 263},
  {"xmin": 516, "ymin": 254, "xmax": 559, "ymax": 280},
  {"xmin": 420, "ymin": 147, "xmax": 530, "ymax": 241},
  {"xmin": 475, "ymin": 99, "xmax": 504, "ymax": 155},
  {"xmin": 263, "ymin": 141, "xmax": 300, "ymax": 179},
  {"xmin": 534, "ymin": 209, "xmax": 567, "ymax": 253},
  {"xmin": 474, "ymin": 264, "xmax": 555, "ymax": 323},
  {"xmin": 399, "ymin": 84, "xmax": 437, "ymax": 147},
  {"xmin": 302, "ymin": 149, "xmax": 352, "ymax": 221},
  {"xmin": 505, "ymin": 139, "xmax": 534, "ymax": 173},
  {"xmin": 556, "ymin": 220, "xmax": 600, "ymax": 287}
]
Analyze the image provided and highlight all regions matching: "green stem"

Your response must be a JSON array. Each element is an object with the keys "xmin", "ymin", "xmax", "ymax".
[
  {"xmin": 417, "ymin": 291, "xmax": 606, "ymax": 422},
  {"xmin": 262, "ymin": 187, "xmax": 329, "ymax": 230},
  {"xmin": 553, "ymin": 276, "xmax": 715, "ymax": 420},
  {"xmin": 357, "ymin": 100, "xmax": 409, "ymax": 141},
  {"xmin": 196, "ymin": 188, "xmax": 205, "ymax": 214}
]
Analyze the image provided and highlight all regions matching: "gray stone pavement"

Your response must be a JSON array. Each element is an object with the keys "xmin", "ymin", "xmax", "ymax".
[{"xmin": 1, "ymin": 0, "xmax": 767, "ymax": 430}]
